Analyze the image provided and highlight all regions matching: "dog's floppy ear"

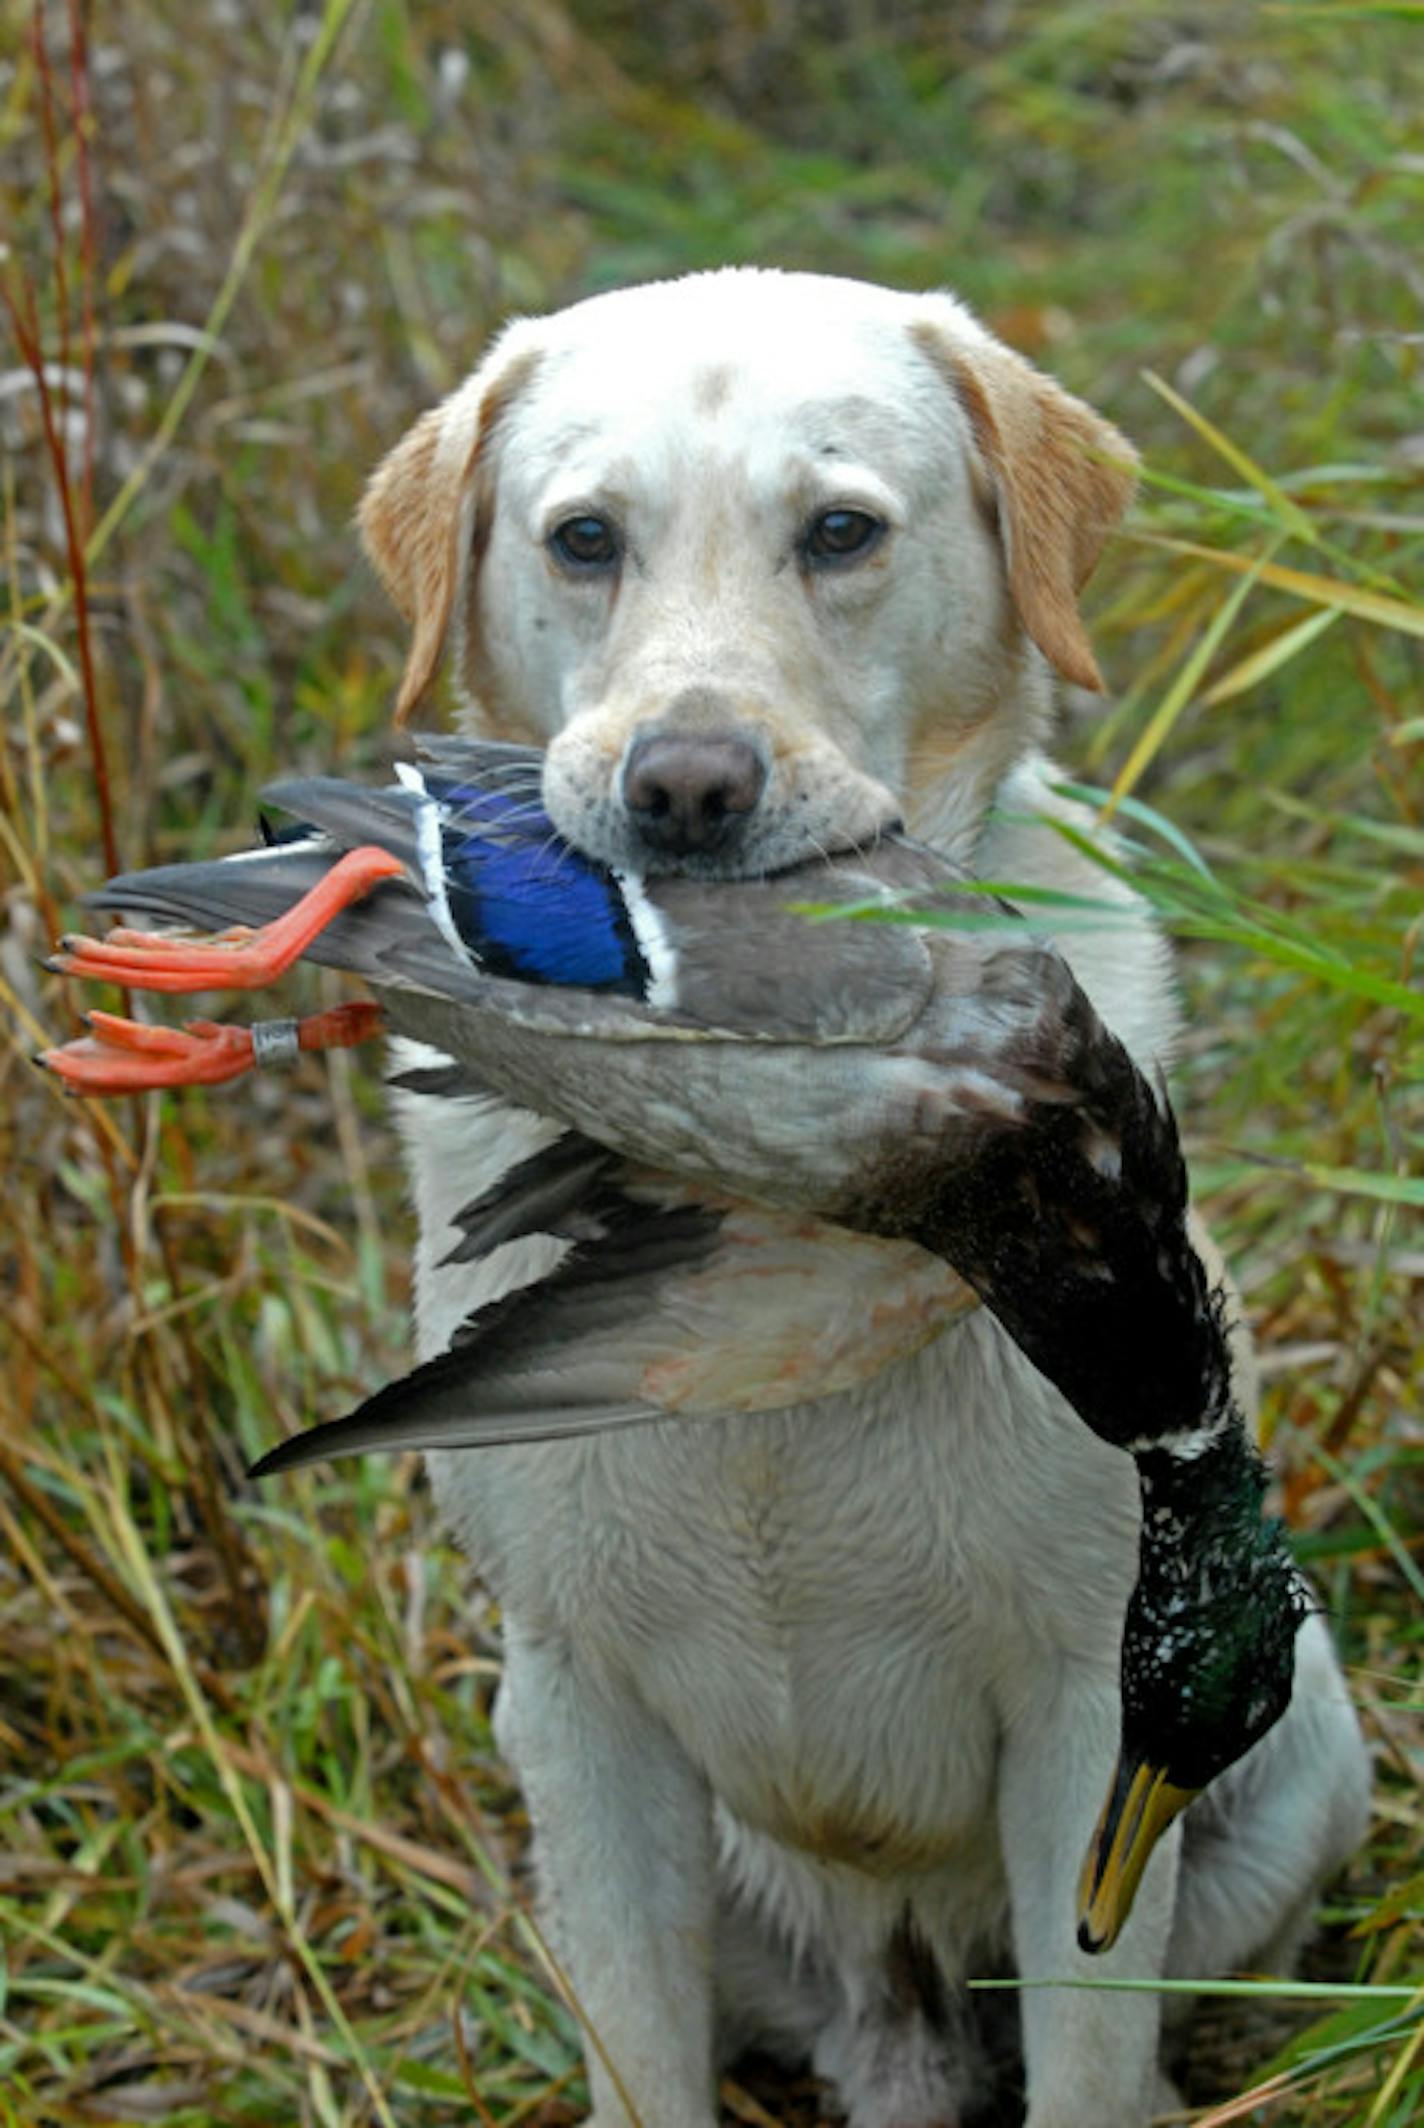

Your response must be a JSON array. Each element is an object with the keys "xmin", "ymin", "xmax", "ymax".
[
  {"xmin": 913, "ymin": 319, "xmax": 1137, "ymax": 693},
  {"xmin": 359, "ymin": 337, "xmax": 542, "ymax": 725}
]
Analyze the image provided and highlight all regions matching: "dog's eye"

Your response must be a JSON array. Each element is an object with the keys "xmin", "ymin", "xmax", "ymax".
[
  {"xmin": 550, "ymin": 515, "xmax": 620, "ymax": 569},
  {"xmin": 804, "ymin": 509, "xmax": 883, "ymax": 566}
]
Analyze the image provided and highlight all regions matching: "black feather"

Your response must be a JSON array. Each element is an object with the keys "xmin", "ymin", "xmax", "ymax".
[
  {"xmin": 440, "ymin": 1133, "xmax": 616, "ymax": 1265},
  {"xmin": 249, "ymin": 1190, "xmax": 724, "ymax": 1473},
  {"xmin": 914, "ymin": 956, "xmax": 1230, "ymax": 1451}
]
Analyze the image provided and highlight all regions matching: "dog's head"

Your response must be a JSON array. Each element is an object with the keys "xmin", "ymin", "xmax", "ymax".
[{"xmin": 359, "ymin": 270, "xmax": 1136, "ymax": 875}]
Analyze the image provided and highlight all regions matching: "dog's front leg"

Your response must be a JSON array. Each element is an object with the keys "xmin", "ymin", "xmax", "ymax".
[
  {"xmin": 496, "ymin": 1627, "xmax": 720, "ymax": 2128},
  {"xmin": 997, "ymin": 1677, "xmax": 1177, "ymax": 2128}
]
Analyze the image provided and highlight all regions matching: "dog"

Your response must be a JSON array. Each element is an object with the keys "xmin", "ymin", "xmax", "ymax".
[{"xmin": 356, "ymin": 270, "xmax": 1370, "ymax": 2127}]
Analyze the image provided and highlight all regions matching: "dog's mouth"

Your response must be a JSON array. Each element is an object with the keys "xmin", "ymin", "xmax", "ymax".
[
  {"xmin": 562, "ymin": 809, "xmax": 905, "ymax": 883},
  {"xmin": 621, "ymin": 813, "xmax": 906, "ymax": 883},
  {"xmin": 542, "ymin": 746, "xmax": 904, "ymax": 883}
]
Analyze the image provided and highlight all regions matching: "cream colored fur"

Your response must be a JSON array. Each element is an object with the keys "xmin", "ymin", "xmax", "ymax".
[{"xmin": 362, "ymin": 270, "xmax": 1369, "ymax": 2128}]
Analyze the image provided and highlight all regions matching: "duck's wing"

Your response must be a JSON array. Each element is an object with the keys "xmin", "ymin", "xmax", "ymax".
[
  {"xmin": 255, "ymin": 770, "xmax": 952, "ymax": 1041},
  {"xmin": 258, "ymin": 774, "xmax": 430, "ymax": 870},
  {"xmin": 251, "ymin": 1132, "xmax": 974, "ymax": 1473},
  {"xmin": 272, "ymin": 788, "xmax": 955, "ymax": 1044},
  {"xmin": 87, "ymin": 816, "xmax": 951, "ymax": 1048}
]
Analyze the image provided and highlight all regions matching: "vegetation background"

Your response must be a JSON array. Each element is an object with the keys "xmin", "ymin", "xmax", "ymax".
[{"xmin": 2, "ymin": 1, "xmax": 1421, "ymax": 2122}]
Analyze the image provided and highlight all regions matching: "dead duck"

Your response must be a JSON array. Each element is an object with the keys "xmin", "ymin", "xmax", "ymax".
[{"xmin": 42, "ymin": 737, "xmax": 1310, "ymax": 1950}]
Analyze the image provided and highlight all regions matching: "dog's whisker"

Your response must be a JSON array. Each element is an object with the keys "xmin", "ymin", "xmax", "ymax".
[{"xmin": 529, "ymin": 830, "xmax": 575, "ymax": 880}]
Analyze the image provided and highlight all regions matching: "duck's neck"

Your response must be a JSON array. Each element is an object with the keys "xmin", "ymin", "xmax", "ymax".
[
  {"xmin": 1123, "ymin": 1415, "xmax": 1305, "ymax": 1779},
  {"xmin": 1133, "ymin": 1415, "xmax": 1264, "ymax": 1555}
]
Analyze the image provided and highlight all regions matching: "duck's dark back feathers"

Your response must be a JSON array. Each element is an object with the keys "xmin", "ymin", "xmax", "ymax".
[{"xmin": 913, "ymin": 952, "xmax": 1233, "ymax": 1452}]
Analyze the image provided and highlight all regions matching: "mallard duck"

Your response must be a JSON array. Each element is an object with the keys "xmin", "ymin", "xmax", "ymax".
[{"xmin": 42, "ymin": 738, "xmax": 1309, "ymax": 1951}]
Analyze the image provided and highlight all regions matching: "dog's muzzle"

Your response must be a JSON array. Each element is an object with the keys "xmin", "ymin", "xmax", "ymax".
[{"xmin": 622, "ymin": 730, "xmax": 767, "ymax": 861}]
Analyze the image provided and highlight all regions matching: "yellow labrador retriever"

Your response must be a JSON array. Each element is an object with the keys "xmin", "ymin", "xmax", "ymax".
[{"xmin": 359, "ymin": 271, "xmax": 1368, "ymax": 2128}]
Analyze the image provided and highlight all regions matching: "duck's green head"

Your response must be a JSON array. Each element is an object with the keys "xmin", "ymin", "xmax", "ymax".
[{"xmin": 1077, "ymin": 1420, "xmax": 1309, "ymax": 1953}]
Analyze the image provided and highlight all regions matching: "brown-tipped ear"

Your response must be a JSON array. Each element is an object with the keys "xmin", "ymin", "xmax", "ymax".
[
  {"xmin": 913, "ymin": 321, "xmax": 1137, "ymax": 692},
  {"xmin": 358, "ymin": 346, "xmax": 542, "ymax": 725}
]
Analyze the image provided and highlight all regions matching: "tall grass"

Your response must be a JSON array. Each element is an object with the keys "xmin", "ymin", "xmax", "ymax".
[{"xmin": 1, "ymin": 2, "xmax": 1419, "ymax": 2122}]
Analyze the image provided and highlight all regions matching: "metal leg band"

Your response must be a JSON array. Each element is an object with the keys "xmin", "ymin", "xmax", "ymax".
[{"xmin": 249, "ymin": 1017, "xmax": 302, "ymax": 1070}]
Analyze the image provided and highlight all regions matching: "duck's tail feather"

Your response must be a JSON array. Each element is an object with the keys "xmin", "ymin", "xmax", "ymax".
[
  {"xmin": 82, "ymin": 774, "xmax": 450, "ymax": 985},
  {"xmin": 86, "ymin": 846, "xmax": 330, "ymax": 934}
]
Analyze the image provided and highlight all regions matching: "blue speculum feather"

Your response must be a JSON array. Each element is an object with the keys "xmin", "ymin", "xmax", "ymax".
[{"xmin": 425, "ymin": 776, "xmax": 649, "ymax": 995}]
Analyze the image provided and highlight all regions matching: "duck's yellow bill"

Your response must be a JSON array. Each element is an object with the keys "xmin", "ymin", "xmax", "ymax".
[{"xmin": 1076, "ymin": 1755, "xmax": 1199, "ymax": 1954}]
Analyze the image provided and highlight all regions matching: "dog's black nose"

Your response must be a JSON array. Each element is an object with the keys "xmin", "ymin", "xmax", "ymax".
[{"xmin": 623, "ymin": 732, "xmax": 767, "ymax": 858}]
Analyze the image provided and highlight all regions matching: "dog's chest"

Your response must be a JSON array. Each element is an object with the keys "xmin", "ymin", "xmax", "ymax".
[
  {"xmin": 400, "ymin": 1072, "xmax": 1137, "ymax": 1870},
  {"xmin": 431, "ymin": 1321, "xmax": 1134, "ymax": 1870},
  {"xmin": 586, "ymin": 1388, "xmax": 1013, "ymax": 1862}
]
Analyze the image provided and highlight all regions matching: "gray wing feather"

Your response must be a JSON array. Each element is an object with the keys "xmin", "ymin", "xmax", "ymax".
[
  {"xmin": 88, "ymin": 847, "xmax": 334, "ymax": 932},
  {"xmin": 251, "ymin": 1191, "xmax": 724, "ymax": 1474},
  {"xmin": 250, "ymin": 1382, "xmax": 660, "ymax": 1472},
  {"xmin": 258, "ymin": 776, "xmax": 427, "ymax": 875}
]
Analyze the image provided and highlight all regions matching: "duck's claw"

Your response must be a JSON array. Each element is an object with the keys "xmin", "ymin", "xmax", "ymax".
[
  {"xmin": 48, "ymin": 844, "xmax": 406, "ymax": 995},
  {"xmin": 38, "ymin": 1000, "xmax": 385, "ymax": 1096}
]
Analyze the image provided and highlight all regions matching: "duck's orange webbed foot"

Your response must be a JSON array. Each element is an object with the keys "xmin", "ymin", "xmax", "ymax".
[
  {"xmin": 47, "ymin": 845, "xmax": 406, "ymax": 995},
  {"xmin": 39, "ymin": 1000, "xmax": 386, "ymax": 1096}
]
